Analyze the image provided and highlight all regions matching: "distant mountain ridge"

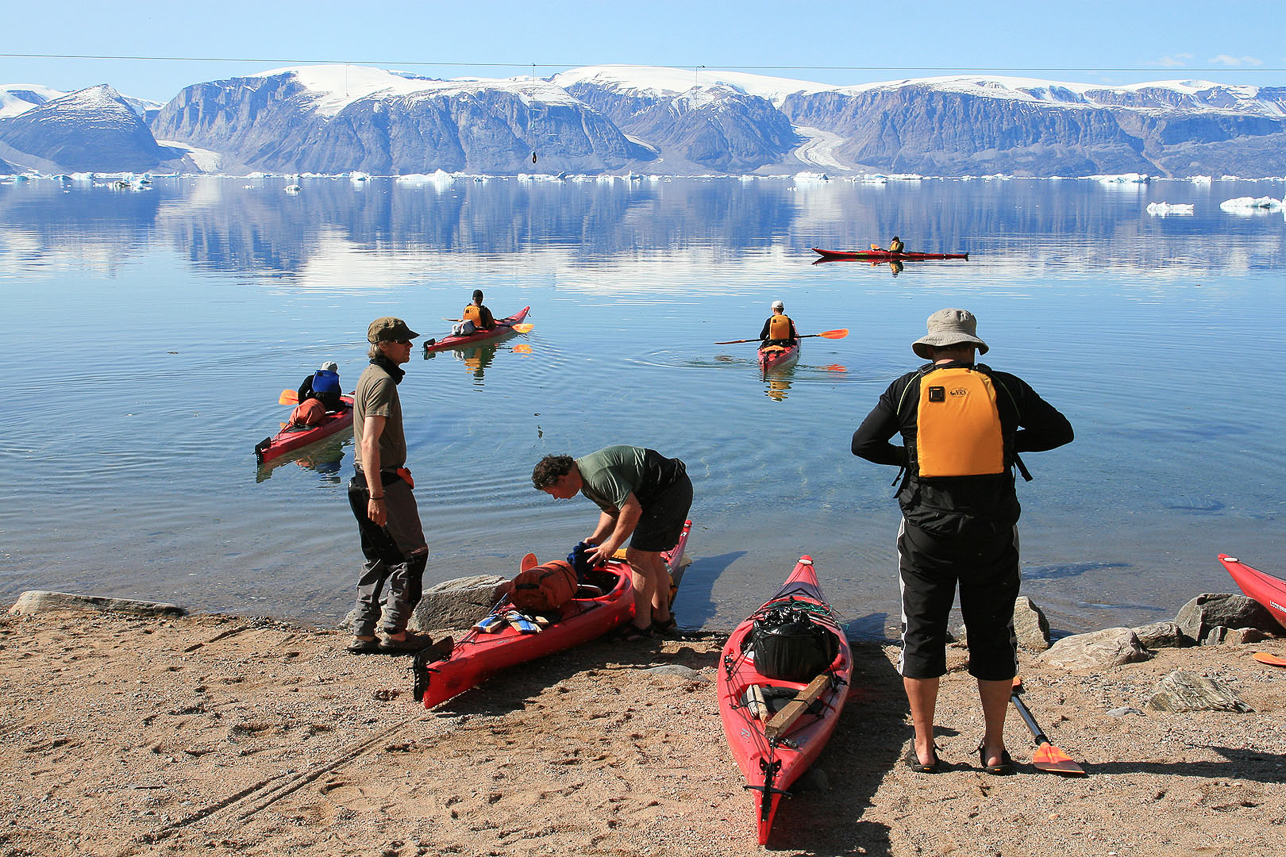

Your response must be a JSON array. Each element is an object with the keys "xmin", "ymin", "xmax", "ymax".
[{"xmin": 2, "ymin": 66, "xmax": 1286, "ymax": 177}]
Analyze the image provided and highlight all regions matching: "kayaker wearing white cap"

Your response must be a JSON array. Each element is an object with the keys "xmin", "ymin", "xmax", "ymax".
[
  {"xmin": 758, "ymin": 300, "xmax": 797, "ymax": 348},
  {"xmin": 291, "ymin": 360, "xmax": 344, "ymax": 426},
  {"xmin": 850, "ymin": 308, "xmax": 1073, "ymax": 776}
]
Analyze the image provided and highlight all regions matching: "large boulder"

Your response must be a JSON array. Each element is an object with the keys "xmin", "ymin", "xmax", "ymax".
[
  {"xmin": 1014, "ymin": 596, "xmax": 1051, "ymax": 651},
  {"xmin": 1175, "ymin": 593, "xmax": 1278, "ymax": 642},
  {"xmin": 1131, "ymin": 620, "xmax": 1192, "ymax": 649},
  {"xmin": 1039, "ymin": 627, "xmax": 1151, "ymax": 670},
  {"xmin": 8, "ymin": 591, "xmax": 186, "ymax": 617},
  {"xmin": 1146, "ymin": 670, "xmax": 1252, "ymax": 713},
  {"xmin": 339, "ymin": 575, "xmax": 508, "ymax": 632}
]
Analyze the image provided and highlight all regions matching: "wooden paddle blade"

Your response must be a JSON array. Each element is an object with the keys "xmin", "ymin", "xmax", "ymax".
[
  {"xmin": 511, "ymin": 323, "xmax": 534, "ymax": 333},
  {"xmin": 519, "ymin": 552, "xmax": 538, "ymax": 572},
  {"xmin": 1253, "ymin": 651, "xmax": 1286, "ymax": 667},
  {"xmin": 1032, "ymin": 741, "xmax": 1087, "ymax": 776},
  {"xmin": 278, "ymin": 389, "xmax": 299, "ymax": 405},
  {"xmin": 818, "ymin": 328, "xmax": 848, "ymax": 339}
]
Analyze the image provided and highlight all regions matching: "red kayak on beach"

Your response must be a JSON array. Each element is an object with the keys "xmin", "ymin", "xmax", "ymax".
[
  {"xmin": 717, "ymin": 555, "xmax": 852, "ymax": 844},
  {"xmin": 254, "ymin": 396, "xmax": 353, "ymax": 465},
  {"xmin": 423, "ymin": 306, "xmax": 531, "ymax": 354},
  {"xmin": 1219, "ymin": 554, "xmax": 1286, "ymax": 631},
  {"xmin": 812, "ymin": 247, "xmax": 969, "ymax": 261},
  {"xmin": 757, "ymin": 340, "xmax": 800, "ymax": 375},
  {"xmin": 417, "ymin": 520, "xmax": 692, "ymax": 709}
]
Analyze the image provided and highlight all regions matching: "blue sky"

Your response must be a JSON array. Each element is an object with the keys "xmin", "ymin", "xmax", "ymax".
[{"xmin": 2, "ymin": 0, "xmax": 1283, "ymax": 102}]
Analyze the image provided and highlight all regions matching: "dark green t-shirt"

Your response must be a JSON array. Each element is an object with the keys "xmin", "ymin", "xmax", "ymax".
[
  {"xmin": 576, "ymin": 445, "xmax": 685, "ymax": 513},
  {"xmin": 353, "ymin": 361, "xmax": 406, "ymax": 469}
]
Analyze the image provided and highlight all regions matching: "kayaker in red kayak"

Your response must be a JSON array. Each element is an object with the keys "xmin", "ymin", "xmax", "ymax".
[
  {"xmin": 346, "ymin": 317, "xmax": 439, "ymax": 656},
  {"xmin": 889, "ymin": 235, "xmax": 905, "ymax": 253},
  {"xmin": 532, "ymin": 446, "xmax": 693, "ymax": 640},
  {"xmin": 453, "ymin": 289, "xmax": 497, "ymax": 336},
  {"xmin": 758, "ymin": 300, "xmax": 798, "ymax": 347},
  {"xmin": 850, "ymin": 308, "xmax": 1073, "ymax": 775},
  {"xmin": 290, "ymin": 360, "xmax": 344, "ymax": 427}
]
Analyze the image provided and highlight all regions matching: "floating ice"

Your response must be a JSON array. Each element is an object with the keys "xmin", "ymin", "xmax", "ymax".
[
  {"xmin": 1146, "ymin": 202, "xmax": 1195, "ymax": 216},
  {"xmin": 1219, "ymin": 196, "xmax": 1282, "ymax": 213},
  {"xmin": 1096, "ymin": 173, "xmax": 1150, "ymax": 184}
]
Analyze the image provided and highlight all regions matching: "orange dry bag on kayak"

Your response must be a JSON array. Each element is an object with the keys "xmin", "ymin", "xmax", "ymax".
[{"xmin": 509, "ymin": 560, "xmax": 577, "ymax": 612}]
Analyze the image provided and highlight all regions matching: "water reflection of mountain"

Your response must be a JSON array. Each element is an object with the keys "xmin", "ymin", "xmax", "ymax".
[{"xmin": 3, "ymin": 176, "xmax": 1282, "ymax": 280}]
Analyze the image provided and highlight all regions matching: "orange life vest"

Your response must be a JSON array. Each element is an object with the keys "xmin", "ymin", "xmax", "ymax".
[
  {"xmin": 768, "ymin": 314, "xmax": 793, "ymax": 341},
  {"xmin": 462, "ymin": 304, "xmax": 482, "ymax": 325},
  {"xmin": 915, "ymin": 367, "xmax": 1004, "ymax": 477}
]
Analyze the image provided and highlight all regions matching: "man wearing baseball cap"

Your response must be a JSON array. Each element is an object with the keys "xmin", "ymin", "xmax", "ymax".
[
  {"xmin": 346, "ymin": 317, "xmax": 439, "ymax": 655},
  {"xmin": 758, "ymin": 300, "xmax": 797, "ymax": 347},
  {"xmin": 850, "ymin": 308, "xmax": 1073, "ymax": 776}
]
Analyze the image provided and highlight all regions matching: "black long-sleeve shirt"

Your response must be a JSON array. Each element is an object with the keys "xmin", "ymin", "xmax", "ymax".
[{"xmin": 851, "ymin": 360, "xmax": 1073, "ymax": 537}]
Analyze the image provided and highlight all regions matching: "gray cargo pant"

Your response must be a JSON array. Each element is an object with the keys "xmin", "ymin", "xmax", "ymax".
[{"xmin": 347, "ymin": 470, "xmax": 428, "ymax": 637}]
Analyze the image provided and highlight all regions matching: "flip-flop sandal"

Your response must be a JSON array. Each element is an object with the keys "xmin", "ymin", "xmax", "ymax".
[
  {"xmin": 978, "ymin": 744, "xmax": 1014, "ymax": 775},
  {"xmin": 612, "ymin": 623, "xmax": 656, "ymax": 642},
  {"xmin": 651, "ymin": 615, "xmax": 681, "ymax": 638},
  {"xmin": 905, "ymin": 744, "xmax": 942, "ymax": 773}
]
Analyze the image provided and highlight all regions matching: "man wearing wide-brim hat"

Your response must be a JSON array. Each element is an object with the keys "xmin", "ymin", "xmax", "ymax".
[
  {"xmin": 850, "ymin": 308, "xmax": 1073, "ymax": 776},
  {"xmin": 346, "ymin": 316, "xmax": 442, "ymax": 656}
]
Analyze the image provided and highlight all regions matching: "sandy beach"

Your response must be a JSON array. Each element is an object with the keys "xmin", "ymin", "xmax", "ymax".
[{"xmin": 2, "ymin": 604, "xmax": 1284, "ymax": 857}]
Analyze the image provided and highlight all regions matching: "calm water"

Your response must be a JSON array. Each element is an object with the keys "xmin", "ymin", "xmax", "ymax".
[{"xmin": 2, "ymin": 174, "xmax": 1284, "ymax": 636}]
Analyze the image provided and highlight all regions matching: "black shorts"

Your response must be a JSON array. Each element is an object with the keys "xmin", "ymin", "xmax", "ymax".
[
  {"xmin": 630, "ymin": 472, "xmax": 693, "ymax": 553},
  {"xmin": 897, "ymin": 519, "xmax": 1019, "ymax": 681}
]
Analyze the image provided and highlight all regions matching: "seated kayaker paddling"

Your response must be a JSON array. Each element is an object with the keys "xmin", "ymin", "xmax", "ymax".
[
  {"xmin": 452, "ymin": 289, "xmax": 497, "ymax": 336},
  {"xmin": 759, "ymin": 300, "xmax": 798, "ymax": 348}
]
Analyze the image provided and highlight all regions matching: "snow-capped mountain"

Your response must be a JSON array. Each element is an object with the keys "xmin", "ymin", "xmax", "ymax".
[
  {"xmin": 3, "ymin": 66, "xmax": 1286, "ymax": 177},
  {"xmin": 150, "ymin": 65, "xmax": 654, "ymax": 175},
  {"xmin": 0, "ymin": 84, "xmax": 171, "ymax": 173}
]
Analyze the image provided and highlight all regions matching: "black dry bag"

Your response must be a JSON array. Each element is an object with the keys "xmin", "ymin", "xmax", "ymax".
[{"xmin": 749, "ymin": 606, "xmax": 839, "ymax": 682}]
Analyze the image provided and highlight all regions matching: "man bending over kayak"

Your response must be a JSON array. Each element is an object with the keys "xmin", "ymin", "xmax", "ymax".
[{"xmin": 532, "ymin": 446, "xmax": 693, "ymax": 641}]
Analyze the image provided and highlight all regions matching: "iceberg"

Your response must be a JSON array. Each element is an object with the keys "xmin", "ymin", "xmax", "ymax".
[
  {"xmin": 1146, "ymin": 202, "xmax": 1195, "ymax": 216},
  {"xmin": 1219, "ymin": 196, "xmax": 1282, "ymax": 213}
]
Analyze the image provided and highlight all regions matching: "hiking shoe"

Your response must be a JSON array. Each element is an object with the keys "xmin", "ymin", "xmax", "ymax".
[
  {"xmin": 347, "ymin": 635, "xmax": 381, "ymax": 654},
  {"xmin": 379, "ymin": 630, "xmax": 435, "ymax": 653}
]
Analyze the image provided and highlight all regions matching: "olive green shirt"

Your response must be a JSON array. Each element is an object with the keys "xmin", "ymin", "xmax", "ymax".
[{"xmin": 353, "ymin": 361, "xmax": 406, "ymax": 469}]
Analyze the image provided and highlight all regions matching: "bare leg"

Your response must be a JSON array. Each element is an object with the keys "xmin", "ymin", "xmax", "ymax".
[
  {"xmin": 978, "ymin": 678, "xmax": 1011, "ymax": 766},
  {"xmin": 624, "ymin": 548, "xmax": 671, "ymax": 628},
  {"xmin": 904, "ymin": 675, "xmax": 940, "ymax": 765}
]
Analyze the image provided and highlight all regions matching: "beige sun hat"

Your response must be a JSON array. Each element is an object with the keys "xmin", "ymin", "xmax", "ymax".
[{"xmin": 912, "ymin": 308, "xmax": 989, "ymax": 359}]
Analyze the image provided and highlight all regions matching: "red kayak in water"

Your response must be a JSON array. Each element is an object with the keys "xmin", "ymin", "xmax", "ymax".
[
  {"xmin": 812, "ymin": 247, "xmax": 969, "ymax": 261},
  {"xmin": 757, "ymin": 340, "xmax": 800, "ymax": 375},
  {"xmin": 417, "ymin": 520, "xmax": 692, "ymax": 708},
  {"xmin": 254, "ymin": 396, "xmax": 353, "ymax": 465},
  {"xmin": 422, "ymin": 306, "xmax": 531, "ymax": 353},
  {"xmin": 717, "ymin": 555, "xmax": 852, "ymax": 844},
  {"xmin": 1219, "ymin": 554, "xmax": 1286, "ymax": 631}
]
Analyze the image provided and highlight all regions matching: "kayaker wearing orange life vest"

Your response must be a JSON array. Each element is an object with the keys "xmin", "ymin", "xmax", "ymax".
[
  {"xmin": 758, "ymin": 300, "xmax": 798, "ymax": 347},
  {"xmin": 850, "ymin": 308, "xmax": 1072, "ymax": 776},
  {"xmin": 455, "ymin": 289, "xmax": 496, "ymax": 336},
  {"xmin": 532, "ymin": 446, "xmax": 692, "ymax": 641},
  {"xmin": 889, "ymin": 236, "xmax": 905, "ymax": 254}
]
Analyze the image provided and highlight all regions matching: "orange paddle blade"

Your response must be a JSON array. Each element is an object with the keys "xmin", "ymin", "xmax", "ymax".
[
  {"xmin": 870, "ymin": 243, "xmax": 882, "ymax": 250},
  {"xmin": 823, "ymin": 363, "xmax": 847, "ymax": 372},
  {"xmin": 818, "ymin": 328, "xmax": 848, "ymax": 339},
  {"xmin": 278, "ymin": 389, "xmax": 299, "ymax": 405},
  {"xmin": 1253, "ymin": 651, "xmax": 1286, "ymax": 667},
  {"xmin": 511, "ymin": 323, "xmax": 534, "ymax": 333},
  {"xmin": 1032, "ymin": 741, "xmax": 1087, "ymax": 776},
  {"xmin": 520, "ymin": 552, "xmax": 538, "ymax": 572}
]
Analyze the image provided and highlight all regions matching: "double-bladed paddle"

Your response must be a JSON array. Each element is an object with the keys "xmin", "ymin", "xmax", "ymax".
[
  {"xmin": 441, "ymin": 318, "xmax": 535, "ymax": 334},
  {"xmin": 1010, "ymin": 677, "xmax": 1087, "ymax": 775},
  {"xmin": 714, "ymin": 328, "xmax": 849, "ymax": 345},
  {"xmin": 278, "ymin": 389, "xmax": 299, "ymax": 405}
]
